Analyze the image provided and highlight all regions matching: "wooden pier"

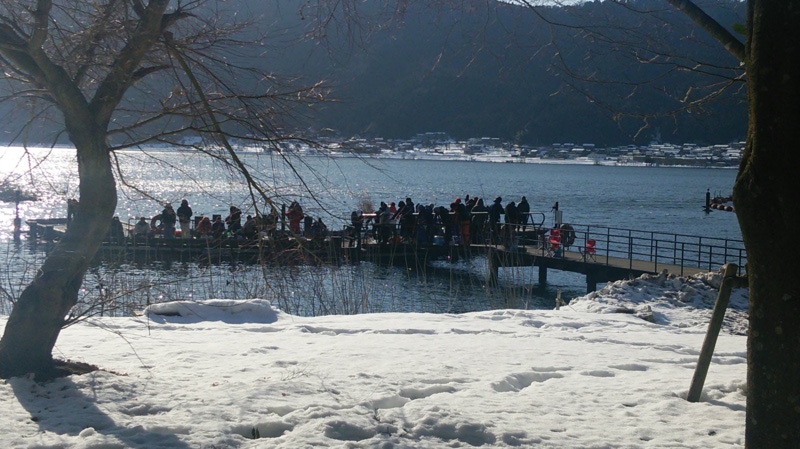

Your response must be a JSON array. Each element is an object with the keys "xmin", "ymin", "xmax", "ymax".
[
  {"xmin": 26, "ymin": 219, "xmax": 746, "ymax": 293},
  {"xmin": 480, "ymin": 222, "xmax": 746, "ymax": 292},
  {"xmin": 339, "ymin": 221, "xmax": 746, "ymax": 293},
  {"xmin": 485, "ymin": 244, "xmax": 712, "ymax": 293}
]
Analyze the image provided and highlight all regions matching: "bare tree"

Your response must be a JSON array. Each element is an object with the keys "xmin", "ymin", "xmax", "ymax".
[
  {"xmin": 530, "ymin": 1, "xmax": 799, "ymax": 446},
  {"xmin": 478, "ymin": 0, "xmax": 799, "ymax": 446},
  {"xmin": 0, "ymin": 0, "xmax": 325, "ymax": 379},
  {"xmin": 310, "ymin": 0, "xmax": 798, "ymax": 446}
]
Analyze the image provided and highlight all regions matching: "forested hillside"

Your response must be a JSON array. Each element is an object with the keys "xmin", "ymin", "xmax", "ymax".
[
  {"xmin": 294, "ymin": 0, "xmax": 746, "ymax": 145},
  {"xmin": 0, "ymin": 0, "xmax": 746, "ymax": 146}
]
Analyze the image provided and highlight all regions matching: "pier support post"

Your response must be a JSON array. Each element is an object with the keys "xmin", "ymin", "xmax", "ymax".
[
  {"xmin": 586, "ymin": 272, "xmax": 599, "ymax": 293},
  {"xmin": 13, "ymin": 217, "xmax": 21, "ymax": 241},
  {"xmin": 538, "ymin": 265, "xmax": 547, "ymax": 285},
  {"xmin": 486, "ymin": 249, "xmax": 499, "ymax": 286},
  {"xmin": 13, "ymin": 190, "xmax": 22, "ymax": 241}
]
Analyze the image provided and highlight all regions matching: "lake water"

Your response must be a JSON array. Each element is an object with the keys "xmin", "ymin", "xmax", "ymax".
[{"xmin": 0, "ymin": 147, "xmax": 741, "ymax": 316}]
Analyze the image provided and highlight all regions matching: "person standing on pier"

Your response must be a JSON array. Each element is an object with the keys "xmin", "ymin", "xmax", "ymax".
[
  {"xmin": 161, "ymin": 203, "xmax": 177, "ymax": 239},
  {"xmin": 177, "ymin": 199, "xmax": 193, "ymax": 239},
  {"xmin": 470, "ymin": 198, "xmax": 488, "ymax": 244},
  {"xmin": 243, "ymin": 215, "xmax": 258, "ymax": 239},
  {"xmin": 286, "ymin": 201, "xmax": 304, "ymax": 235},
  {"xmin": 350, "ymin": 209, "xmax": 364, "ymax": 246},
  {"xmin": 517, "ymin": 196, "xmax": 530, "ymax": 231},
  {"xmin": 395, "ymin": 200, "xmax": 414, "ymax": 242},
  {"xmin": 417, "ymin": 204, "xmax": 435, "ymax": 245},
  {"xmin": 453, "ymin": 198, "xmax": 470, "ymax": 245},
  {"xmin": 132, "ymin": 216, "xmax": 149, "ymax": 239},
  {"xmin": 107, "ymin": 216, "xmax": 125, "ymax": 244},
  {"xmin": 489, "ymin": 197, "xmax": 504, "ymax": 243},
  {"xmin": 405, "ymin": 197, "xmax": 415, "ymax": 214},
  {"xmin": 196, "ymin": 216, "xmax": 212, "ymax": 239},
  {"xmin": 226, "ymin": 205, "xmax": 242, "ymax": 235},
  {"xmin": 310, "ymin": 217, "xmax": 328, "ymax": 240},
  {"xmin": 503, "ymin": 201, "xmax": 518, "ymax": 246},
  {"xmin": 376, "ymin": 202, "xmax": 392, "ymax": 244},
  {"xmin": 466, "ymin": 196, "xmax": 476, "ymax": 213},
  {"xmin": 211, "ymin": 215, "xmax": 225, "ymax": 239},
  {"xmin": 435, "ymin": 205, "xmax": 452, "ymax": 244}
]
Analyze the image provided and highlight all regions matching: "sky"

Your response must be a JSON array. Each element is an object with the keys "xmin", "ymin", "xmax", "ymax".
[{"xmin": 0, "ymin": 270, "xmax": 749, "ymax": 448}]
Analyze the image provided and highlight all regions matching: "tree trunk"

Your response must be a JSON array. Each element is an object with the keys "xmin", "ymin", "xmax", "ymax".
[
  {"xmin": 738, "ymin": 2, "xmax": 800, "ymax": 447},
  {"xmin": 0, "ymin": 135, "xmax": 116, "ymax": 379}
]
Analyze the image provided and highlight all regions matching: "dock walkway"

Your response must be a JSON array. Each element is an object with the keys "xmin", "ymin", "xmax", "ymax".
[
  {"xmin": 484, "ymin": 244, "xmax": 713, "ymax": 293},
  {"xmin": 477, "ymin": 222, "xmax": 745, "ymax": 292},
  {"xmin": 26, "ymin": 218, "xmax": 746, "ymax": 293}
]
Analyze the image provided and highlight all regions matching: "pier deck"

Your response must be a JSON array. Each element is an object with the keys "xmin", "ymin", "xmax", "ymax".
[
  {"xmin": 26, "ymin": 219, "xmax": 746, "ymax": 293},
  {"xmin": 483, "ymin": 244, "xmax": 714, "ymax": 293}
]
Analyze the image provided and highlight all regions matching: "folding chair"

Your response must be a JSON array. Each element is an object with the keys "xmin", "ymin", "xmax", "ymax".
[
  {"xmin": 546, "ymin": 228, "xmax": 561, "ymax": 257},
  {"xmin": 580, "ymin": 238, "xmax": 597, "ymax": 262}
]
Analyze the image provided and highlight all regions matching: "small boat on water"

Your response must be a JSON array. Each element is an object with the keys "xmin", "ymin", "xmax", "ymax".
[{"xmin": 704, "ymin": 190, "xmax": 735, "ymax": 213}]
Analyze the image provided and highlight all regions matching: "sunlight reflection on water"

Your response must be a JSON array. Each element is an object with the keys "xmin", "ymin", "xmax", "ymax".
[{"xmin": 0, "ymin": 146, "xmax": 740, "ymax": 316}]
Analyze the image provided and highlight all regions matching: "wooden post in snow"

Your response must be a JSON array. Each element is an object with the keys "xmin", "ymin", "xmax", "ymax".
[{"xmin": 687, "ymin": 263, "xmax": 741, "ymax": 403}]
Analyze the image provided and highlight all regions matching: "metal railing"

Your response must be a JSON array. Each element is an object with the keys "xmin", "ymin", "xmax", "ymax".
[
  {"xmin": 534, "ymin": 224, "xmax": 747, "ymax": 276},
  {"xmin": 339, "ymin": 213, "xmax": 747, "ymax": 276}
]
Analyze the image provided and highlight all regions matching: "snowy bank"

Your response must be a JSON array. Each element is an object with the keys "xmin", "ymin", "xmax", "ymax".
[
  {"xmin": 567, "ymin": 270, "xmax": 749, "ymax": 335},
  {"xmin": 0, "ymin": 272, "xmax": 747, "ymax": 448}
]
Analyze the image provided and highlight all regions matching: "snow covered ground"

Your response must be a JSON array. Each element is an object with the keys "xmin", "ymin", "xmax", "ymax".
[{"xmin": 0, "ymin": 271, "xmax": 748, "ymax": 448}]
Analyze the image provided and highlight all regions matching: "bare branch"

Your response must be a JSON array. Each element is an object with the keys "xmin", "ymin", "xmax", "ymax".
[
  {"xmin": 89, "ymin": 0, "xmax": 171, "ymax": 124},
  {"xmin": 663, "ymin": 0, "xmax": 745, "ymax": 62}
]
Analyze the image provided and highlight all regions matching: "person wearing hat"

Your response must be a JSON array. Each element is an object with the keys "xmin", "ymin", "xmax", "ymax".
[
  {"xmin": 161, "ymin": 202, "xmax": 177, "ymax": 239},
  {"xmin": 132, "ymin": 216, "xmax": 149, "ymax": 239}
]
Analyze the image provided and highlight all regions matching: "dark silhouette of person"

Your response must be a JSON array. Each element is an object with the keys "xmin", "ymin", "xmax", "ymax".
[
  {"xmin": 517, "ymin": 196, "xmax": 530, "ymax": 231},
  {"xmin": 161, "ymin": 203, "xmax": 177, "ymax": 239},
  {"xmin": 177, "ymin": 199, "xmax": 193, "ymax": 238},
  {"xmin": 488, "ymin": 197, "xmax": 504, "ymax": 243}
]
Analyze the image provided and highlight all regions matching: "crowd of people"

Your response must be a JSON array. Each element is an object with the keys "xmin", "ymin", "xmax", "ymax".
[
  {"xmin": 349, "ymin": 194, "xmax": 536, "ymax": 247},
  {"xmin": 121, "ymin": 200, "xmax": 328, "ymax": 243},
  {"xmin": 112, "ymin": 194, "xmax": 549, "ymax": 248}
]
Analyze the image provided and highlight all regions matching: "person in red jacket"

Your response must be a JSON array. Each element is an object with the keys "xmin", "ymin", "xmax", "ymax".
[{"xmin": 286, "ymin": 201, "xmax": 304, "ymax": 234}]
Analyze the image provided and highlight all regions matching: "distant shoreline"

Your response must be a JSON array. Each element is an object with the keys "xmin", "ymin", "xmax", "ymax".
[
  {"xmin": 2, "ymin": 144, "xmax": 741, "ymax": 169},
  {"xmin": 355, "ymin": 154, "xmax": 740, "ymax": 169}
]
